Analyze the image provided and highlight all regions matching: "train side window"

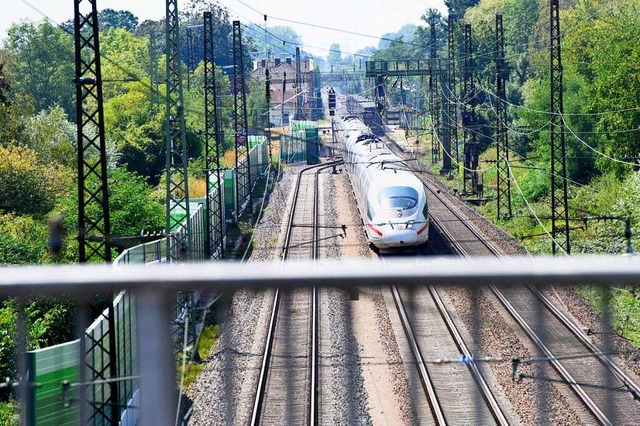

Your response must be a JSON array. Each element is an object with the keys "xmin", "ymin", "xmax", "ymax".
[{"xmin": 367, "ymin": 202, "xmax": 374, "ymax": 221}]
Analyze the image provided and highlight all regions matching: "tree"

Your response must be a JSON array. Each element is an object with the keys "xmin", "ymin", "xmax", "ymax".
[
  {"xmin": 246, "ymin": 24, "xmax": 303, "ymax": 58},
  {"xmin": 100, "ymin": 28, "xmax": 151, "ymax": 100},
  {"xmin": 98, "ymin": 9, "xmax": 139, "ymax": 33},
  {"xmin": 180, "ymin": 0, "xmax": 234, "ymax": 67},
  {"xmin": 0, "ymin": 145, "xmax": 72, "ymax": 215},
  {"xmin": 102, "ymin": 81, "xmax": 164, "ymax": 183},
  {"xmin": 445, "ymin": 0, "xmax": 481, "ymax": 20},
  {"xmin": 562, "ymin": 0, "xmax": 640, "ymax": 176},
  {"xmin": 0, "ymin": 213, "xmax": 49, "ymax": 264},
  {"xmin": 105, "ymin": 168, "xmax": 165, "ymax": 237},
  {"xmin": 24, "ymin": 106, "xmax": 76, "ymax": 167},
  {"xmin": 379, "ymin": 24, "xmax": 417, "ymax": 50},
  {"xmin": 4, "ymin": 21, "xmax": 75, "ymax": 118},
  {"xmin": 328, "ymin": 43, "xmax": 342, "ymax": 69},
  {"xmin": 0, "ymin": 62, "xmax": 9, "ymax": 104}
]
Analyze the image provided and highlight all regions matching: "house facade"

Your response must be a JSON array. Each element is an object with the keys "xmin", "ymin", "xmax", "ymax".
[{"xmin": 252, "ymin": 56, "xmax": 318, "ymax": 126}]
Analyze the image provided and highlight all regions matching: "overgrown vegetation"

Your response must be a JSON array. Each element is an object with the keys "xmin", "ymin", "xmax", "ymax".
[{"xmin": 178, "ymin": 324, "xmax": 220, "ymax": 389}]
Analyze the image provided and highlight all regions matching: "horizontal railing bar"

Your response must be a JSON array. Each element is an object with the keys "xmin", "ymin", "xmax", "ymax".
[{"xmin": 0, "ymin": 256, "xmax": 639, "ymax": 295}]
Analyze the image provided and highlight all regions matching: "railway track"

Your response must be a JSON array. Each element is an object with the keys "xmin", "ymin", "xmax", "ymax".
[
  {"xmin": 383, "ymin": 253, "xmax": 510, "ymax": 424},
  {"xmin": 378, "ymin": 133, "xmax": 640, "ymax": 423},
  {"xmin": 251, "ymin": 161, "xmax": 340, "ymax": 425},
  {"xmin": 422, "ymin": 175, "xmax": 640, "ymax": 425}
]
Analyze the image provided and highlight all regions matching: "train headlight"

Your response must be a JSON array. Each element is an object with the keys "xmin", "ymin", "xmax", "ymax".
[{"xmin": 406, "ymin": 220, "xmax": 415, "ymax": 230}]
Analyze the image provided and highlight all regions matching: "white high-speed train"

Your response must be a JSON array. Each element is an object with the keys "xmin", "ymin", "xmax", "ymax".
[{"xmin": 341, "ymin": 116, "xmax": 429, "ymax": 250}]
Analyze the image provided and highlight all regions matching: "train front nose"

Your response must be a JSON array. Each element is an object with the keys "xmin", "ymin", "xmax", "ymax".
[{"xmin": 380, "ymin": 229, "xmax": 418, "ymax": 247}]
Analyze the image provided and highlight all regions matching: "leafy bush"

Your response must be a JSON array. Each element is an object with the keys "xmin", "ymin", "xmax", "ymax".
[
  {"xmin": 0, "ymin": 400, "xmax": 18, "ymax": 424},
  {"xmin": 0, "ymin": 213, "xmax": 48, "ymax": 265},
  {"xmin": 54, "ymin": 167, "xmax": 165, "ymax": 247},
  {"xmin": 0, "ymin": 302, "xmax": 17, "ymax": 380},
  {"xmin": 0, "ymin": 145, "xmax": 72, "ymax": 215}
]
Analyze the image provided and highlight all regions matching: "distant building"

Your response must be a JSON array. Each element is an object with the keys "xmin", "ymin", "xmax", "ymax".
[{"xmin": 252, "ymin": 55, "xmax": 317, "ymax": 127}]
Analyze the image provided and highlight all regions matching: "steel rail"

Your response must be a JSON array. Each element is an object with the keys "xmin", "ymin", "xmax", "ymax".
[
  {"xmin": 389, "ymin": 282, "xmax": 447, "ymax": 424},
  {"xmin": 428, "ymin": 284, "xmax": 510, "ymax": 426},
  {"xmin": 383, "ymin": 143, "xmax": 508, "ymax": 423},
  {"xmin": 251, "ymin": 163, "xmax": 316, "ymax": 425},
  {"xmin": 252, "ymin": 161, "xmax": 338, "ymax": 425},
  {"xmin": 423, "ymin": 179, "xmax": 616, "ymax": 426}
]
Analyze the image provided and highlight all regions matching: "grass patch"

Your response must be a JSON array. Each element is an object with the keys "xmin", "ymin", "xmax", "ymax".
[
  {"xmin": 178, "ymin": 324, "xmax": 220, "ymax": 389},
  {"xmin": 578, "ymin": 286, "xmax": 640, "ymax": 347}
]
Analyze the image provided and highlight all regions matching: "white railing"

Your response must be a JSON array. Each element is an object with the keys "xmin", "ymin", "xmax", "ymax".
[{"xmin": 5, "ymin": 256, "xmax": 640, "ymax": 425}]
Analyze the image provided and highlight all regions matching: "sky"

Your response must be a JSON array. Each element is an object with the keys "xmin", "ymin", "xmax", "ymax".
[{"xmin": 0, "ymin": 0, "xmax": 447, "ymax": 58}]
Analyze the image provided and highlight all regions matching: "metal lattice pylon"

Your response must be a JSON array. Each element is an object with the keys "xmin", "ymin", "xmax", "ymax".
[
  {"xmin": 462, "ymin": 24, "xmax": 478, "ymax": 195},
  {"xmin": 73, "ymin": 1, "xmax": 118, "ymax": 423},
  {"xmin": 165, "ymin": 0, "xmax": 190, "ymax": 259},
  {"xmin": 429, "ymin": 15, "xmax": 441, "ymax": 164},
  {"xmin": 204, "ymin": 12, "xmax": 225, "ymax": 260},
  {"xmin": 448, "ymin": 15, "xmax": 459, "ymax": 164},
  {"xmin": 495, "ymin": 14, "xmax": 512, "ymax": 220},
  {"xmin": 232, "ymin": 20, "xmax": 252, "ymax": 218},
  {"xmin": 550, "ymin": 0, "xmax": 570, "ymax": 254}
]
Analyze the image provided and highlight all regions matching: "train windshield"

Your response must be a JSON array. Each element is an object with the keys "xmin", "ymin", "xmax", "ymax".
[{"xmin": 377, "ymin": 186, "xmax": 419, "ymax": 210}]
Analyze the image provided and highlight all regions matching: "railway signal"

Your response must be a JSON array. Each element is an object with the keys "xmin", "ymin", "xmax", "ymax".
[{"xmin": 328, "ymin": 87, "xmax": 336, "ymax": 116}]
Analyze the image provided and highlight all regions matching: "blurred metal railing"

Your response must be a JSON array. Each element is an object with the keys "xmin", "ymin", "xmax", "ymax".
[{"xmin": 5, "ymin": 256, "xmax": 640, "ymax": 425}]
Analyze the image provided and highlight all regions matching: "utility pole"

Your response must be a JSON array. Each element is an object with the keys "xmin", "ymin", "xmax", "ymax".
[
  {"xmin": 462, "ymin": 24, "xmax": 478, "ymax": 195},
  {"xmin": 282, "ymin": 71, "xmax": 287, "ymax": 126},
  {"xmin": 265, "ymin": 68, "xmax": 273, "ymax": 165},
  {"xmin": 204, "ymin": 12, "xmax": 224, "ymax": 259},
  {"xmin": 165, "ymin": 0, "xmax": 190, "ymax": 259},
  {"xmin": 375, "ymin": 75, "xmax": 385, "ymax": 117},
  {"xmin": 429, "ymin": 15, "xmax": 440, "ymax": 164},
  {"xmin": 495, "ymin": 14, "xmax": 512, "ymax": 220},
  {"xmin": 232, "ymin": 21, "xmax": 252, "ymax": 219},
  {"xmin": 73, "ymin": 1, "xmax": 118, "ymax": 423},
  {"xmin": 550, "ymin": 0, "xmax": 570, "ymax": 254},
  {"xmin": 295, "ymin": 47, "xmax": 303, "ymax": 120}
]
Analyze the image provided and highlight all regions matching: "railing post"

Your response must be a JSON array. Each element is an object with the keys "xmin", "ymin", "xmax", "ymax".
[{"xmin": 136, "ymin": 289, "xmax": 176, "ymax": 426}]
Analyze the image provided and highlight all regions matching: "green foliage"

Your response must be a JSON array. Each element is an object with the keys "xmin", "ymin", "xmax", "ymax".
[
  {"xmin": 563, "ymin": 0, "xmax": 640, "ymax": 176},
  {"xmin": 24, "ymin": 106, "xmax": 76, "ymax": 167},
  {"xmin": 446, "ymin": 0, "xmax": 481, "ymax": 20},
  {"xmin": 0, "ymin": 145, "xmax": 73, "ymax": 215},
  {"xmin": 0, "ymin": 62, "xmax": 9, "ymax": 104},
  {"xmin": 4, "ymin": 21, "xmax": 75, "ymax": 118},
  {"xmin": 98, "ymin": 9, "xmax": 139, "ymax": 33},
  {"xmin": 26, "ymin": 298, "xmax": 76, "ymax": 349},
  {"xmin": 180, "ymin": 0, "xmax": 234, "ymax": 67},
  {"xmin": 107, "ymin": 168, "xmax": 165, "ymax": 236},
  {"xmin": 0, "ymin": 400, "xmax": 18, "ymax": 424},
  {"xmin": 189, "ymin": 63, "xmax": 233, "ymax": 155},
  {"xmin": 0, "ymin": 301, "xmax": 17, "ymax": 379},
  {"xmin": 103, "ymin": 82, "xmax": 166, "ymax": 183},
  {"xmin": 53, "ymin": 167, "xmax": 164, "ymax": 251},
  {"xmin": 0, "ymin": 213, "xmax": 49, "ymax": 264},
  {"xmin": 100, "ymin": 28, "xmax": 151, "ymax": 100}
]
